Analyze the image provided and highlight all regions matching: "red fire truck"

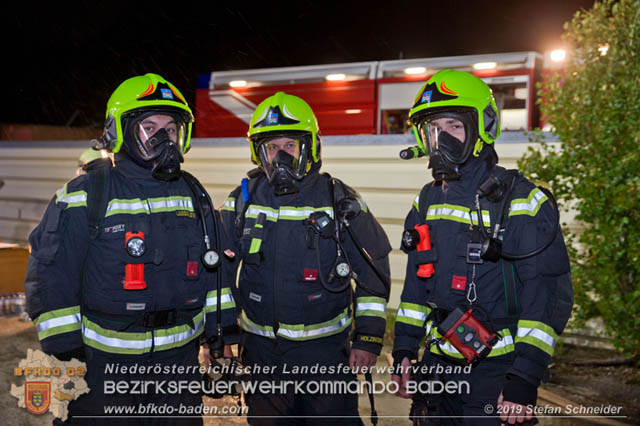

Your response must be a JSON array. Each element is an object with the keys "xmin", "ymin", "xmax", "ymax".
[{"xmin": 195, "ymin": 51, "xmax": 557, "ymax": 138}]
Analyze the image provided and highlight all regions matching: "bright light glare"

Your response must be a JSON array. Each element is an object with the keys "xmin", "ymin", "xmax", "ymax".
[
  {"xmin": 345, "ymin": 109, "xmax": 361, "ymax": 114},
  {"xmin": 326, "ymin": 73, "xmax": 346, "ymax": 81},
  {"xmin": 598, "ymin": 44, "xmax": 609, "ymax": 56},
  {"xmin": 472, "ymin": 62, "xmax": 497, "ymax": 70},
  {"xmin": 229, "ymin": 80, "xmax": 247, "ymax": 87},
  {"xmin": 404, "ymin": 67, "xmax": 426, "ymax": 75},
  {"xmin": 550, "ymin": 49, "xmax": 566, "ymax": 62}
]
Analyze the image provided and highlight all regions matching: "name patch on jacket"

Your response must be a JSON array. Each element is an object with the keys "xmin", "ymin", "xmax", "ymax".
[
  {"xmin": 176, "ymin": 211, "xmax": 196, "ymax": 219},
  {"xmin": 451, "ymin": 275, "xmax": 467, "ymax": 291},
  {"xmin": 104, "ymin": 224, "xmax": 125, "ymax": 233},
  {"xmin": 126, "ymin": 303, "xmax": 146, "ymax": 310},
  {"xmin": 249, "ymin": 292, "xmax": 262, "ymax": 302}
]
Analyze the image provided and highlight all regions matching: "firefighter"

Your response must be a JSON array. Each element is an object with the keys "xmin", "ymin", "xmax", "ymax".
[
  {"xmin": 391, "ymin": 70, "xmax": 573, "ymax": 425},
  {"xmin": 221, "ymin": 92, "xmax": 392, "ymax": 425},
  {"xmin": 25, "ymin": 73, "xmax": 238, "ymax": 425}
]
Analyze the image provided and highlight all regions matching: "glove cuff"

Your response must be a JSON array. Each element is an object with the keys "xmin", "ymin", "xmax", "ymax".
[{"xmin": 502, "ymin": 373, "xmax": 538, "ymax": 406}]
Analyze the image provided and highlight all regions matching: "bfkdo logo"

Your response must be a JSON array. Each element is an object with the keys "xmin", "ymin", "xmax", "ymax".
[
  {"xmin": 25, "ymin": 382, "xmax": 51, "ymax": 415},
  {"xmin": 10, "ymin": 349, "xmax": 90, "ymax": 421}
]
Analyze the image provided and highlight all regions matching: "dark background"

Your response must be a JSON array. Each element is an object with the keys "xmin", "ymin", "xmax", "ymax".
[{"xmin": 3, "ymin": 0, "xmax": 594, "ymax": 128}]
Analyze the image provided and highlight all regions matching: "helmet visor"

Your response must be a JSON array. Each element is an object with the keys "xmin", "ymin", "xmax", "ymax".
[
  {"xmin": 417, "ymin": 112, "xmax": 476, "ymax": 164},
  {"xmin": 133, "ymin": 111, "xmax": 189, "ymax": 161},
  {"xmin": 256, "ymin": 136, "xmax": 310, "ymax": 180}
]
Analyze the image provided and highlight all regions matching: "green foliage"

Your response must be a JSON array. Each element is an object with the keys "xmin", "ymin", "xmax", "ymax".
[{"xmin": 518, "ymin": 0, "xmax": 640, "ymax": 356}]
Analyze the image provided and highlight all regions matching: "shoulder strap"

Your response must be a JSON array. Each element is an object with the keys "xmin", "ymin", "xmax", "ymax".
[
  {"xmin": 326, "ymin": 173, "xmax": 344, "ymax": 207},
  {"xmin": 417, "ymin": 182, "xmax": 434, "ymax": 223},
  {"xmin": 234, "ymin": 169, "xmax": 263, "ymax": 238},
  {"xmin": 501, "ymin": 259, "xmax": 519, "ymax": 317},
  {"xmin": 181, "ymin": 171, "xmax": 211, "ymax": 219},
  {"xmin": 87, "ymin": 166, "xmax": 111, "ymax": 240}
]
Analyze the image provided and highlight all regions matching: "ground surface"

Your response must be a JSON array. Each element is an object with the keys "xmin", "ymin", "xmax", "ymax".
[{"xmin": 2, "ymin": 317, "xmax": 637, "ymax": 425}]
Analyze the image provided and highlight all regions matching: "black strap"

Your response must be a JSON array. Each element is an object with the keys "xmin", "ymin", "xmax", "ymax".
[
  {"xmin": 501, "ymin": 259, "xmax": 519, "ymax": 317},
  {"xmin": 83, "ymin": 307, "xmax": 201, "ymax": 331},
  {"xmin": 234, "ymin": 170, "xmax": 263, "ymax": 239},
  {"xmin": 87, "ymin": 165, "xmax": 111, "ymax": 239},
  {"xmin": 417, "ymin": 182, "xmax": 433, "ymax": 223},
  {"xmin": 365, "ymin": 372, "xmax": 378, "ymax": 426}
]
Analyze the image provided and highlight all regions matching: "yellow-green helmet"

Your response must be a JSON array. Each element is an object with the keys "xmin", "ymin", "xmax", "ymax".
[
  {"xmin": 248, "ymin": 92, "xmax": 321, "ymax": 172},
  {"xmin": 102, "ymin": 73, "xmax": 194, "ymax": 154},
  {"xmin": 409, "ymin": 69, "xmax": 500, "ymax": 159}
]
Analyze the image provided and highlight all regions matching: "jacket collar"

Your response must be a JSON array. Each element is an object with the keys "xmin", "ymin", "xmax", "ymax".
[{"xmin": 436, "ymin": 145, "xmax": 498, "ymax": 199}]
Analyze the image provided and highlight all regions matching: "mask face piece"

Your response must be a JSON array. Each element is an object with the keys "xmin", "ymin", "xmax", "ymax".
[
  {"xmin": 256, "ymin": 136, "xmax": 312, "ymax": 195},
  {"xmin": 122, "ymin": 112, "xmax": 188, "ymax": 180},
  {"xmin": 266, "ymin": 150, "xmax": 300, "ymax": 195},
  {"xmin": 428, "ymin": 147, "xmax": 461, "ymax": 181},
  {"xmin": 150, "ymin": 132, "xmax": 184, "ymax": 181},
  {"xmin": 133, "ymin": 113, "xmax": 187, "ymax": 160},
  {"xmin": 416, "ymin": 111, "xmax": 479, "ymax": 181}
]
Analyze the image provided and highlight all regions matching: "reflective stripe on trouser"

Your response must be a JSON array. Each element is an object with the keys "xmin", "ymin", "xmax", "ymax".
[
  {"xmin": 81, "ymin": 310, "xmax": 204, "ymax": 354},
  {"xmin": 240, "ymin": 308, "xmax": 353, "ymax": 341}
]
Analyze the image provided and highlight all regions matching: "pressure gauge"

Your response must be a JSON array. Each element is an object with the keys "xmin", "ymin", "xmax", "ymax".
[
  {"xmin": 202, "ymin": 249, "xmax": 221, "ymax": 269},
  {"xmin": 126, "ymin": 236, "xmax": 146, "ymax": 257},
  {"xmin": 335, "ymin": 261, "xmax": 351, "ymax": 278}
]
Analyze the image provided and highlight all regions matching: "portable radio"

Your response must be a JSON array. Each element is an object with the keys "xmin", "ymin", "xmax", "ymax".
[{"xmin": 437, "ymin": 307, "xmax": 498, "ymax": 364}]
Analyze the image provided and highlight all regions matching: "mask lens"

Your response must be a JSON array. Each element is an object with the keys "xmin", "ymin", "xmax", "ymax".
[
  {"xmin": 258, "ymin": 138, "xmax": 302, "ymax": 178},
  {"xmin": 419, "ymin": 116, "xmax": 468, "ymax": 163},
  {"xmin": 134, "ymin": 113, "xmax": 187, "ymax": 161}
]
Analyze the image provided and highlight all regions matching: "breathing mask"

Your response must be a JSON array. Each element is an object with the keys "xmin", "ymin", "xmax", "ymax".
[
  {"xmin": 257, "ymin": 136, "xmax": 311, "ymax": 196},
  {"xmin": 416, "ymin": 110, "xmax": 479, "ymax": 181},
  {"xmin": 128, "ymin": 111, "xmax": 189, "ymax": 181}
]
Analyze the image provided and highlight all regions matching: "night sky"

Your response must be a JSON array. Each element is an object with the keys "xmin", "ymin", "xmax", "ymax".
[{"xmin": 4, "ymin": 0, "xmax": 594, "ymax": 128}]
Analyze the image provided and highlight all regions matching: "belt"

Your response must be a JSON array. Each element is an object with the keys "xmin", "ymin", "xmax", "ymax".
[{"xmin": 83, "ymin": 307, "xmax": 201, "ymax": 331}]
